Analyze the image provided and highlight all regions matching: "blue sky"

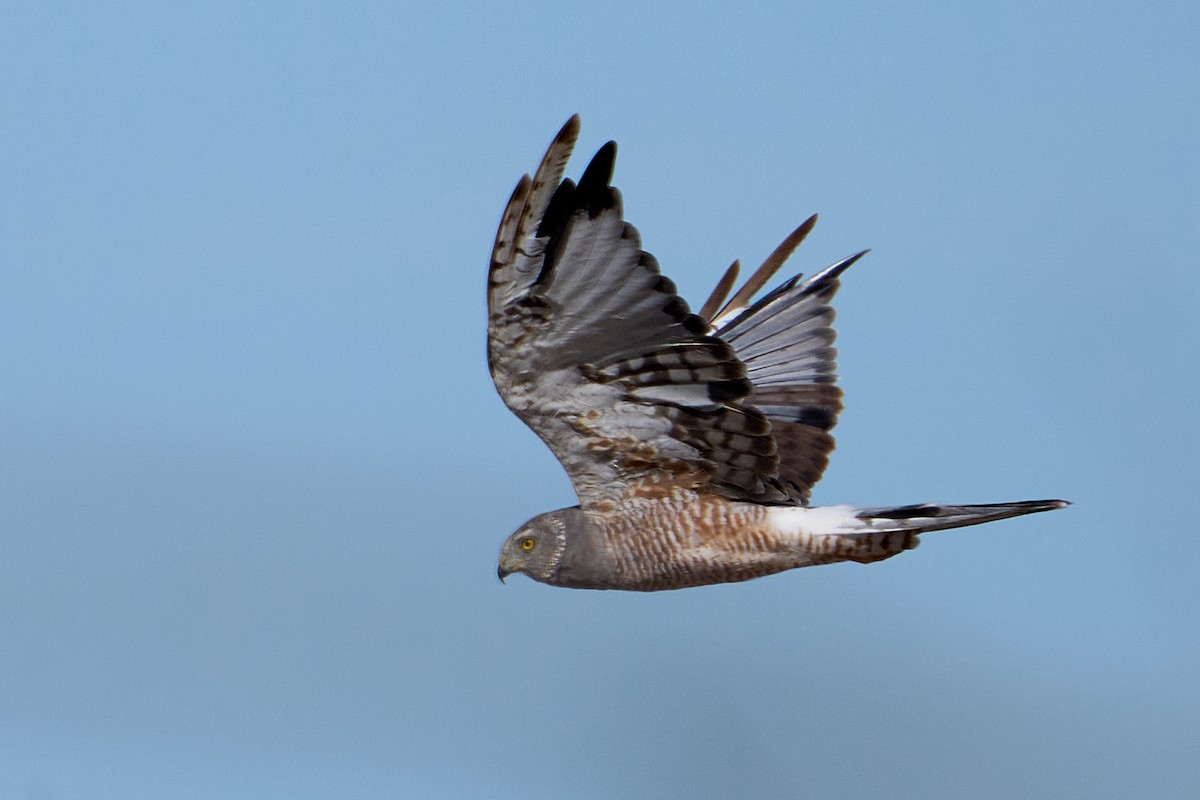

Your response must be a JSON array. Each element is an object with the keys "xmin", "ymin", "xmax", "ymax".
[{"xmin": 2, "ymin": 2, "xmax": 1197, "ymax": 797}]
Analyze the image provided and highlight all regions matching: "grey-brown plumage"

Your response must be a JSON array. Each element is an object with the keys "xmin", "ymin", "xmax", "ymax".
[{"xmin": 489, "ymin": 117, "xmax": 1068, "ymax": 591}]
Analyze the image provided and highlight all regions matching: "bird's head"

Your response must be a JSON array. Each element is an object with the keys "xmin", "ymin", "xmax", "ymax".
[{"xmin": 496, "ymin": 508, "xmax": 576, "ymax": 585}]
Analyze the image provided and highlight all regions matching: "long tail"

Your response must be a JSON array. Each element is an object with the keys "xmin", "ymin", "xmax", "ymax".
[
  {"xmin": 853, "ymin": 499, "xmax": 1069, "ymax": 533},
  {"xmin": 784, "ymin": 498, "xmax": 1069, "ymax": 565}
]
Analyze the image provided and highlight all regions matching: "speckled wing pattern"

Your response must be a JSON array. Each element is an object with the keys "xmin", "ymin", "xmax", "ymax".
[{"xmin": 488, "ymin": 116, "xmax": 859, "ymax": 509}]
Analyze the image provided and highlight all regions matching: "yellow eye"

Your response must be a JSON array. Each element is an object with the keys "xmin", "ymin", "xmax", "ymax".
[{"xmin": 520, "ymin": 537, "xmax": 536, "ymax": 551}]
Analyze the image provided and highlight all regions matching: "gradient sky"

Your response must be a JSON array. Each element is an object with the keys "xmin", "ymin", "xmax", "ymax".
[{"xmin": 2, "ymin": 2, "xmax": 1198, "ymax": 798}]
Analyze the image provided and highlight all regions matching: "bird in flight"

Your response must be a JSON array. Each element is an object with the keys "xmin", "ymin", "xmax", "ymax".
[{"xmin": 489, "ymin": 116, "xmax": 1066, "ymax": 591}]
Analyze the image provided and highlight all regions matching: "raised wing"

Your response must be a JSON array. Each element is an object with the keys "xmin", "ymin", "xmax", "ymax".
[
  {"xmin": 708, "ymin": 246, "xmax": 866, "ymax": 502},
  {"xmin": 488, "ymin": 117, "xmax": 862, "ymax": 507}
]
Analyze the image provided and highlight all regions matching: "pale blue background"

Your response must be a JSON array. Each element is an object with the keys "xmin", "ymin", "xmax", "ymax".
[{"xmin": 2, "ymin": 2, "xmax": 1198, "ymax": 798}]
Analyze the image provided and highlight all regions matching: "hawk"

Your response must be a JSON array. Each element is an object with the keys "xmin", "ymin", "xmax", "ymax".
[{"xmin": 490, "ymin": 116, "xmax": 1066, "ymax": 591}]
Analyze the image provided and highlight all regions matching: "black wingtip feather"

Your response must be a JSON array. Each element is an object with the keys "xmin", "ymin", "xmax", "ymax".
[
  {"xmin": 576, "ymin": 141, "xmax": 618, "ymax": 216},
  {"xmin": 535, "ymin": 178, "xmax": 577, "ymax": 285},
  {"xmin": 534, "ymin": 139, "xmax": 622, "ymax": 286},
  {"xmin": 808, "ymin": 249, "xmax": 869, "ymax": 289},
  {"xmin": 536, "ymin": 178, "xmax": 575, "ymax": 239}
]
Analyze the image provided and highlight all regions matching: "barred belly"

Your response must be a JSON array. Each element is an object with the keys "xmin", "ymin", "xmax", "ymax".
[{"xmin": 598, "ymin": 493, "xmax": 815, "ymax": 591}]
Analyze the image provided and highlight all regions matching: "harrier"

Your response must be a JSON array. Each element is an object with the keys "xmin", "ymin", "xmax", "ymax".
[{"xmin": 490, "ymin": 116, "xmax": 1066, "ymax": 591}]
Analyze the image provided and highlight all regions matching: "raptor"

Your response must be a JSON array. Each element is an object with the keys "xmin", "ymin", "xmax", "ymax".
[{"xmin": 489, "ymin": 116, "xmax": 1066, "ymax": 591}]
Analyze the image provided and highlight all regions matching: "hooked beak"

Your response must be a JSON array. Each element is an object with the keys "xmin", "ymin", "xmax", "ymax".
[{"xmin": 497, "ymin": 562, "xmax": 512, "ymax": 583}]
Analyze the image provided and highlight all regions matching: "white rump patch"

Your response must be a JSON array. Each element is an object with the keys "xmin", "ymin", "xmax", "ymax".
[{"xmin": 767, "ymin": 504, "xmax": 867, "ymax": 536}]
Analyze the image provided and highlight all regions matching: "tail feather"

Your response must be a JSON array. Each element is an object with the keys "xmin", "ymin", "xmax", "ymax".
[
  {"xmin": 854, "ymin": 499, "xmax": 1069, "ymax": 533},
  {"xmin": 770, "ymin": 499, "xmax": 1069, "ymax": 566}
]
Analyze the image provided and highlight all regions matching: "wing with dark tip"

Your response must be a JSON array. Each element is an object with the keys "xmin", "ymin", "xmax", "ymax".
[{"xmin": 488, "ymin": 118, "xmax": 796, "ymax": 506}]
